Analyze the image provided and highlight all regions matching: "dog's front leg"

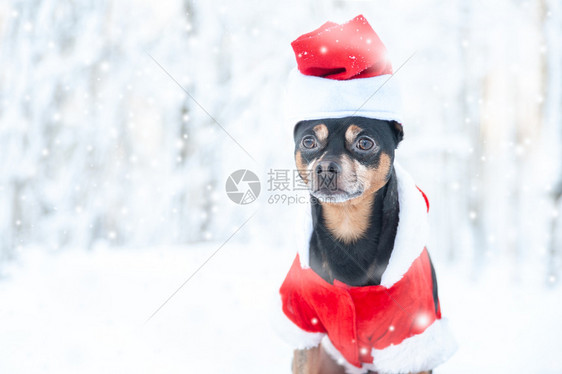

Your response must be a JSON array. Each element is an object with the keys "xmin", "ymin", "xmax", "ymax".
[{"xmin": 292, "ymin": 346, "xmax": 347, "ymax": 374}]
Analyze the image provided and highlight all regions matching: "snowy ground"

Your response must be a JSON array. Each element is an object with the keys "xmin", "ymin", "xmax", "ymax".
[{"xmin": 1, "ymin": 242, "xmax": 561, "ymax": 374}]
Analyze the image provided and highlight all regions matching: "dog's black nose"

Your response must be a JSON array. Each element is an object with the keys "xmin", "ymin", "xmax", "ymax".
[{"xmin": 315, "ymin": 160, "xmax": 341, "ymax": 175}]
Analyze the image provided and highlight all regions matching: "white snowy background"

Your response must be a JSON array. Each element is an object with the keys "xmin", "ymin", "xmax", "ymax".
[{"xmin": 1, "ymin": 0, "xmax": 562, "ymax": 373}]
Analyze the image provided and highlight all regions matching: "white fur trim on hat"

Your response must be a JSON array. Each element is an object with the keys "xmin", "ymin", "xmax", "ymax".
[{"xmin": 285, "ymin": 68, "xmax": 402, "ymax": 125}]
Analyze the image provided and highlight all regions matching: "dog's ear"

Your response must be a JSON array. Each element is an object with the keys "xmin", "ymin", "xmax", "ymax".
[
  {"xmin": 293, "ymin": 121, "xmax": 305, "ymax": 141},
  {"xmin": 389, "ymin": 121, "xmax": 404, "ymax": 147}
]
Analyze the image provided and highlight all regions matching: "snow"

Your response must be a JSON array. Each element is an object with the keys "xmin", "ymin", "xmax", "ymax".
[
  {"xmin": 440, "ymin": 263, "xmax": 562, "ymax": 373},
  {"xmin": 1, "ymin": 241, "xmax": 561, "ymax": 374},
  {"xmin": 0, "ymin": 243, "xmax": 292, "ymax": 373}
]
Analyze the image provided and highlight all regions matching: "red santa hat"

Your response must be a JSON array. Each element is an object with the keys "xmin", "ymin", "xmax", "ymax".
[{"xmin": 286, "ymin": 15, "xmax": 402, "ymax": 125}]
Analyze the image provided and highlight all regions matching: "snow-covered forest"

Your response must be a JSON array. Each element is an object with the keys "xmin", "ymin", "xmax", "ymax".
[{"xmin": 1, "ymin": 0, "xmax": 562, "ymax": 373}]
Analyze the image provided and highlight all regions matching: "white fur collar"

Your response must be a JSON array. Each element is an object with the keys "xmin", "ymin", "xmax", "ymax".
[{"xmin": 298, "ymin": 162, "xmax": 429, "ymax": 288}]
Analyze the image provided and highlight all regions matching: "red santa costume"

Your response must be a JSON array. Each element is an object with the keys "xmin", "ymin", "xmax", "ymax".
[{"xmin": 276, "ymin": 15, "xmax": 457, "ymax": 374}]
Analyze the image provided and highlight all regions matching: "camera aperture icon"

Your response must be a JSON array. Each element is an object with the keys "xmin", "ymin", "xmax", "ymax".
[{"xmin": 225, "ymin": 169, "xmax": 261, "ymax": 205}]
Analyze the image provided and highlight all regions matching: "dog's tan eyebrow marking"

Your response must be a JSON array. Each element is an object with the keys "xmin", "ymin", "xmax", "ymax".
[
  {"xmin": 313, "ymin": 124, "xmax": 328, "ymax": 143},
  {"xmin": 345, "ymin": 124, "xmax": 362, "ymax": 145}
]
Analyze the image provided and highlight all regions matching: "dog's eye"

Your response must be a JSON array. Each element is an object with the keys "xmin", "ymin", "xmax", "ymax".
[
  {"xmin": 356, "ymin": 137, "xmax": 375, "ymax": 151},
  {"xmin": 301, "ymin": 136, "xmax": 317, "ymax": 149}
]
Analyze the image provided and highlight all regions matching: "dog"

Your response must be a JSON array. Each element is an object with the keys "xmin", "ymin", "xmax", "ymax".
[
  {"xmin": 278, "ymin": 14, "xmax": 456, "ymax": 374},
  {"xmin": 283, "ymin": 116, "xmax": 441, "ymax": 374}
]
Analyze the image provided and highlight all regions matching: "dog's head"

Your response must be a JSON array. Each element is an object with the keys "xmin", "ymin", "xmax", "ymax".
[{"xmin": 294, "ymin": 116, "xmax": 403, "ymax": 203}]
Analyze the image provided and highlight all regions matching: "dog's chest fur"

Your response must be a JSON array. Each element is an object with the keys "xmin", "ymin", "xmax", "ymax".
[{"xmin": 308, "ymin": 168, "xmax": 400, "ymax": 286}]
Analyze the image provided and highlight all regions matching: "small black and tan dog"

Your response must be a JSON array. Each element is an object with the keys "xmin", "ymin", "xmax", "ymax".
[{"xmin": 290, "ymin": 116, "xmax": 437, "ymax": 374}]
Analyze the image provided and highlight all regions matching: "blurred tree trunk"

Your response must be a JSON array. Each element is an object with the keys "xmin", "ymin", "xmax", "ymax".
[
  {"xmin": 541, "ymin": 0, "xmax": 562, "ymax": 284},
  {"xmin": 458, "ymin": 0, "xmax": 487, "ymax": 276}
]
